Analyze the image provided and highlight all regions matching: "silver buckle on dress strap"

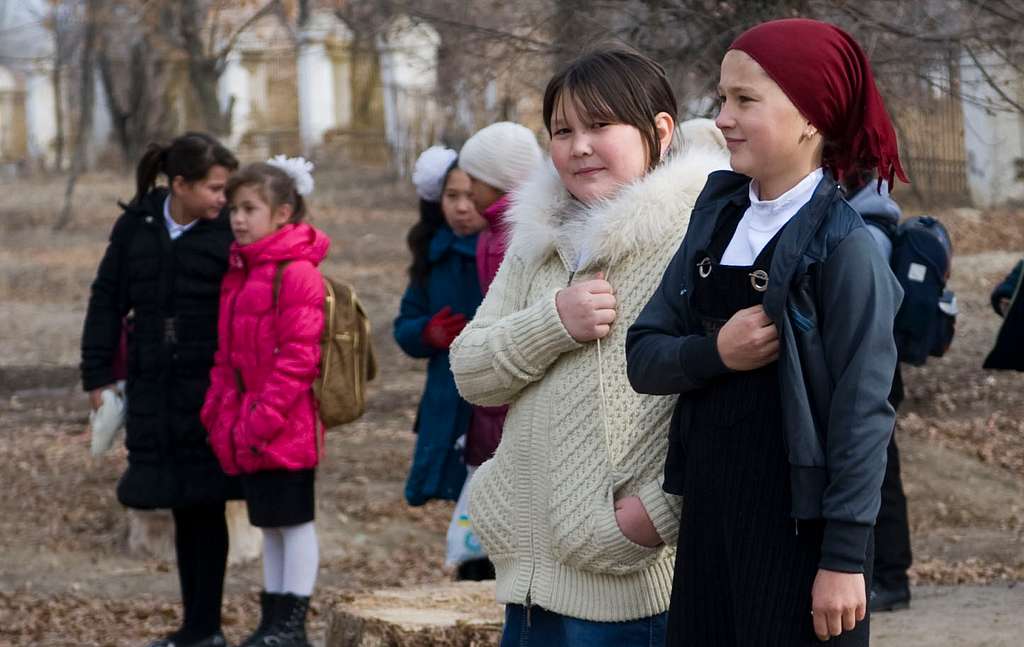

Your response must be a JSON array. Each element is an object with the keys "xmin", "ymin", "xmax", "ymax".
[{"xmin": 749, "ymin": 269, "xmax": 769, "ymax": 292}]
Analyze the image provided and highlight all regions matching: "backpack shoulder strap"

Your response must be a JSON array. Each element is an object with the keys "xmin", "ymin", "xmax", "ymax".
[
  {"xmin": 272, "ymin": 261, "xmax": 294, "ymax": 312},
  {"xmin": 861, "ymin": 214, "xmax": 898, "ymax": 241}
]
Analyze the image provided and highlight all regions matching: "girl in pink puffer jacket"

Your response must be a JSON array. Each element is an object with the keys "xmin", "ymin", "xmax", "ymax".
[{"xmin": 201, "ymin": 156, "xmax": 326, "ymax": 647}]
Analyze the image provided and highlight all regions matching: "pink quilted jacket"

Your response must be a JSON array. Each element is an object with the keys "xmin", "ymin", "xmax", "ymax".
[{"xmin": 201, "ymin": 223, "xmax": 328, "ymax": 475}]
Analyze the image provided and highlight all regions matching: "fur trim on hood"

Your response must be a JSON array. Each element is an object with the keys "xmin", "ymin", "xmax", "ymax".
[{"xmin": 505, "ymin": 139, "xmax": 731, "ymax": 271}]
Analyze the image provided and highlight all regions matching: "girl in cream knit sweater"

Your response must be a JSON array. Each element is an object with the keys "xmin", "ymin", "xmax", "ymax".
[{"xmin": 449, "ymin": 44, "xmax": 728, "ymax": 645}]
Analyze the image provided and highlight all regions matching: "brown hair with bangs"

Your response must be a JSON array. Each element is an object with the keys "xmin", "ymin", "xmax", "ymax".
[
  {"xmin": 543, "ymin": 43, "xmax": 678, "ymax": 170},
  {"xmin": 226, "ymin": 162, "xmax": 307, "ymax": 223}
]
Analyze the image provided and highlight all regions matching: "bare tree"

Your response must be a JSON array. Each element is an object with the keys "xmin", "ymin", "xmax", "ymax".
[
  {"xmin": 95, "ymin": 4, "xmax": 175, "ymax": 167},
  {"xmin": 45, "ymin": 0, "xmax": 85, "ymax": 171},
  {"xmin": 55, "ymin": 0, "xmax": 99, "ymax": 230},
  {"xmin": 398, "ymin": 0, "xmax": 1024, "ymax": 117},
  {"xmin": 168, "ymin": 0, "xmax": 282, "ymax": 135}
]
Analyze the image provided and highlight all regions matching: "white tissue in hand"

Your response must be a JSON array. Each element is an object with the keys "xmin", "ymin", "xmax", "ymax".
[{"xmin": 90, "ymin": 383, "xmax": 125, "ymax": 456}]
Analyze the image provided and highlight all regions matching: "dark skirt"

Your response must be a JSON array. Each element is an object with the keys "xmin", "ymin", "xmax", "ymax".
[
  {"xmin": 668, "ymin": 364, "xmax": 872, "ymax": 646},
  {"xmin": 240, "ymin": 469, "xmax": 316, "ymax": 527}
]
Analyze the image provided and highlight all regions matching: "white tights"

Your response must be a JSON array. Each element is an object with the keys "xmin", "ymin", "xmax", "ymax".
[{"xmin": 261, "ymin": 521, "xmax": 319, "ymax": 596}]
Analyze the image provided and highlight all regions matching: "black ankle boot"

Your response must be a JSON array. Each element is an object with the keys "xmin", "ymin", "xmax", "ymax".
[
  {"xmin": 455, "ymin": 558, "xmax": 496, "ymax": 581},
  {"xmin": 870, "ymin": 582, "xmax": 911, "ymax": 612},
  {"xmin": 256, "ymin": 592, "xmax": 310, "ymax": 647},
  {"xmin": 145, "ymin": 631, "xmax": 229, "ymax": 647},
  {"xmin": 239, "ymin": 591, "xmax": 278, "ymax": 647}
]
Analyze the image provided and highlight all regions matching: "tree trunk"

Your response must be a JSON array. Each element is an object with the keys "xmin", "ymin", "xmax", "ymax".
[
  {"xmin": 127, "ymin": 502, "xmax": 261, "ymax": 565},
  {"xmin": 176, "ymin": 0, "xmax": 229, "ymax": 135},
  {"xmin": 55, "ymin": 0, "xmax": 99, "ymax": 231},
  {"xmin": 98, "ymin": 34, "xmax": 172, "ymax": 168},
  {"xmin": 52, "ymin": 28, "xmax": 65, "ymax": 171},
  {"xmin": 188, "ymin": 56, "xmax": 231, "ymax": 136},
  {"xmin": 325, "ymin": 581, "xmax": 502, "ymax": 647}
]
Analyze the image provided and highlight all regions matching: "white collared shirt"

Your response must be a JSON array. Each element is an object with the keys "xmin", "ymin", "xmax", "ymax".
[
  {"xmin": 163, "ymin": 196, "xmax": 199, "ymax": 241},
  {"xmin": 721, "ymin": 168, "xmax": 824, "ymax": 266}
]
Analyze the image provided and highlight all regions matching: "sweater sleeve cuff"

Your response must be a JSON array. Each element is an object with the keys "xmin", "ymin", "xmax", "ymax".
[
  {"xmin": 678, "ymin": 332, "xmax": 731, "ymax": 385},
  {"xmin": 508, "ymin": 288, "xmax": 583, "ymax": 364},
  {"xmin": 638, "ymin": 477, "xmax": 682, "ymax": 546},
  {"xmin": 819, "ymin": 520, "xmax": 872, "ymax": 573}
]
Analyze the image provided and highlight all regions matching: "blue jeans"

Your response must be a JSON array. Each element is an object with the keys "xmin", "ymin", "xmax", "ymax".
[{"xmin": 501, "ymin": 604, "xmax": 667, "ymax": 647}]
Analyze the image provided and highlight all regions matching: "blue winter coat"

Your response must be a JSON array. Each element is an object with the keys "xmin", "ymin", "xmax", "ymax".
[{"xmin": 394, "ymin": 226, "xmax": 483, "ymax": 505}]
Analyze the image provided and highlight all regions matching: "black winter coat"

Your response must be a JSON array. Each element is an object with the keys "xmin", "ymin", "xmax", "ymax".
[
  {"xmin": 81, "ymin": 188, "xmax": 239, "ymax": 509},
  {"xmin": 626, "ymin": 171, "xmax": 902, "ymax": 574},
  {"xmin": 984, "ymin": 260, "xmax": 1024, "ymax": 371}
]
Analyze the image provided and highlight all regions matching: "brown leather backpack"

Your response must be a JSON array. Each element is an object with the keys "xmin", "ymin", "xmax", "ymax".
[{"xmin": 273, "ymin": 263, "xmax": 377, "ymax": 428}]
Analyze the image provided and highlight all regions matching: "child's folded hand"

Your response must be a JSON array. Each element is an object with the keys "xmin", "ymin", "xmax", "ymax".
[{"xmin": 555, "ymin": 272, "xmax": 617, "ymax": 342}]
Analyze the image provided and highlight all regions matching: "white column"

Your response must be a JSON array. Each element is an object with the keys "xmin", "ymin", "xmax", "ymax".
[
  {"xmin": 378, "ymin": 16, "xmax": 441, "ymax": 176},
  {"xmin": 24, "ymin": 63, "xmax": 57, "ymax": 168},
  {"xmin": 90, "ymin": 69, "xmax": 112, "ymax": 164},
  {"xmin": 219, "ymin": 50, "xmax": 251, "ymax": 149},
  {"xmin": 961, "ymin": 51, "xmax": 1024, "ymax": 207},
  {"xmin": 297, "ymin": 35, "xmax": 336, "ymax": 155}
]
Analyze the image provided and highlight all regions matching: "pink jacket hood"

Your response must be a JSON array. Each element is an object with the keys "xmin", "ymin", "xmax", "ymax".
[{"xmin": 232, "ymin": 222, "xmax": 330, "ymax": 268}]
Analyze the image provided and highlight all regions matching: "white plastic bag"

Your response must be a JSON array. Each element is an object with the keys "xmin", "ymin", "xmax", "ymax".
[
  {"xmin": 445, "ymin": 466, "xmax": 487, "ymax": 567},
  {"xmin": 89, "ymin": 381, "xmax": 126, "ymax": 456}
]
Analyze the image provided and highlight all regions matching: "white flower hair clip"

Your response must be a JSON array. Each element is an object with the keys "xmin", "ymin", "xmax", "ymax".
[
  {"xmin": 412, "ymin": 145, "xmax": 458, "ymax": 202},
  {"xmin": 267, "ymin": 155, "xmax": 315, "ymax": 196}
]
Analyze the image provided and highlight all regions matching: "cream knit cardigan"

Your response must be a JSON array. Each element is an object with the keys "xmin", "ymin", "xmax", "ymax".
[{"xmin": 450, "ymin": 140, "xmax": 729, "ymax": 622}]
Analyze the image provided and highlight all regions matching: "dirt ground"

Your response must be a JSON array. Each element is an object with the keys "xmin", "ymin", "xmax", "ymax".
[{"xmin": 0, "ymin": 170, "xmax": 1022, "ymax": 646}]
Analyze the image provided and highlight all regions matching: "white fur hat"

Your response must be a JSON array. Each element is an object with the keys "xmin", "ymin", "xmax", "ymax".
[
  {"xmin": 459, "ymin": 122, "xmax": 543, "ymax": 192},
  {"xmin": 412, "ymin": 146, "xmax": 458, "ymax": 202}
]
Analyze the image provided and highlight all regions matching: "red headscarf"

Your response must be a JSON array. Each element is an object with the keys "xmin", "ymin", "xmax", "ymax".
[{"xmin": 729, "ymin": 18, "xmax": 908, "ymax": 186}]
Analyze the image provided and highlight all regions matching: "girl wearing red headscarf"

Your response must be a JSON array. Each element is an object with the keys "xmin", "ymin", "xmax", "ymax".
[{"xmin": 626, "ymin": 18, "xmax": 906, "ymax": 645}]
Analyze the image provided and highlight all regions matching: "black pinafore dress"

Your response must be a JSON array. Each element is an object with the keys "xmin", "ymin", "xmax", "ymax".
[{"xmin": 666, "ymin": 206, "xmax": 871, "ymax": 646}]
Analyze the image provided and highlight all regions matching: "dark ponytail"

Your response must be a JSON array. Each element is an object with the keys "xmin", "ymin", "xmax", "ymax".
[
  {"xmin": 407, "ymin": 161, "xmax": 459, "ymax": 287},
  {"xmin": 131, "ymin": 131, "xmax": 238, "ymax": 206}
]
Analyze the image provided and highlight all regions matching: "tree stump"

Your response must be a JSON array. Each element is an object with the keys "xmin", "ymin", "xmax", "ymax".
[
  {"xmin": 325, "ymin": 581, "xmax": 503, "ymax": 646},
  {"xmin": 126, "ymin": 501, "xmax": 261, "ymax": 565}
]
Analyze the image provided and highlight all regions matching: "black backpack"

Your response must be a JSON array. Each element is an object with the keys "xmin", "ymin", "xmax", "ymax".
[{"xmin": 886, "ymin": 216, "xmax": 957, "ymax": 366}]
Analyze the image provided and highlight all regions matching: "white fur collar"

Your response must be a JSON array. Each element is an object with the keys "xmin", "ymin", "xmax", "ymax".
[{"xmin": 506, "ymin": 144, "xmax": 730, "ymax": 271}]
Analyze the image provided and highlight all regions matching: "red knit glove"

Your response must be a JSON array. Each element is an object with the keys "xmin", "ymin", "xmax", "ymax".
[{"xmin": 422, "ymin": 306, "xmax": 468, "ymax": 349}]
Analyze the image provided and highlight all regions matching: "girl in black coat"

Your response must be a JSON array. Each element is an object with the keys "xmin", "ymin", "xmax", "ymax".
[
  {"xmin": 627, "ymin": 19, "xmax": 904, "ymax": 646},
  {"xmin": 984, "ymin": 259, "xmax": 1024, "ymax": 370},
  {"xmin": 81, "ymin": 132, "xmax": 239, "ymax": 647}
]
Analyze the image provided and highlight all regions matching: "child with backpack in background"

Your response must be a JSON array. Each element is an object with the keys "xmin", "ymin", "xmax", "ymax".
[
  {"xmin": 627, "ymin": 19, "xmax": 905, "ymax": 645},
  {"xmin": 845, "ymin": 167, "xmax": 957, "ymax": 613},
  {"xmin": 844, "ymin": 169, "xmax": 914, "ymax": 612},
  {"xmin": 450, "ymin": 44, "xmax": 729, "ymax": 645},
  {"xmin": 984, "ymin": 259, "xmax": 1024, "ymax": 370},
  {"xmin": 201, "ymin": 157, "xmax": 327, "ymax": 647},
  {"xmin": 394, "ymin": 146, "xmax": 486, "ymax": 515},
  {"xmin": 81, "ymin": 132, "xmax": 239, "ymax": 647}
]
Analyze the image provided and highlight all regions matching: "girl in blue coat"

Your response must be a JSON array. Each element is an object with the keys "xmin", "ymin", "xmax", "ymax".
[{"xmin": 395, "ymin": 147, "xmax": 487, "ymax": 506}]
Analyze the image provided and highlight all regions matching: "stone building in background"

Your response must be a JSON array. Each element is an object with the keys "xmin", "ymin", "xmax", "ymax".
[
  {"xmin": 0, "ymin": 2, "xmax": 452, "ymax": 177},
  {"xmin": 6, "ymin": 1, "xmax": 1022, "ymax": 206}
]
